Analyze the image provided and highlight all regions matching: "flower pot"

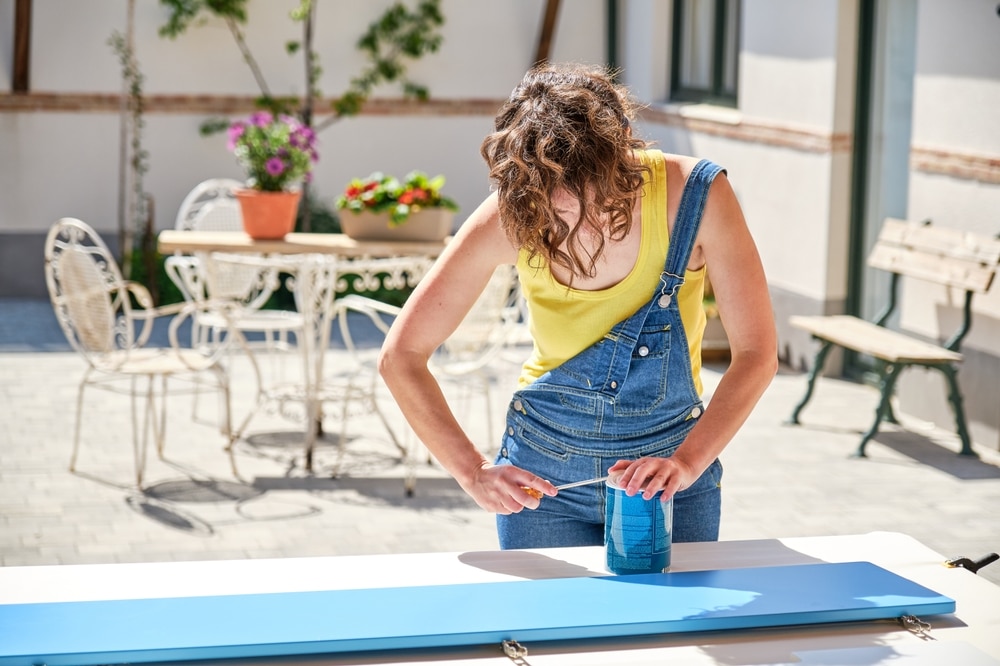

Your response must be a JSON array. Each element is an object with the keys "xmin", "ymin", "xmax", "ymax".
[
  {"xmin": 340, "ymin": 208, "xmax": 454, "ymax": 242},
  {"xmin": 234, "ymin": 188, "xmax": 302, "ymax": 240}
]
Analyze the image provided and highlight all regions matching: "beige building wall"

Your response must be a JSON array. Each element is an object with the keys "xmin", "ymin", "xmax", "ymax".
[
  {"xmin": 0, "ymin": 0, "xmax": 607, "ymax": 293},
  {"xmin": 2, "ymin": 0, "xmax": 999, "ymax": 449},
  {"xmin": 619, "ymin": 0, "xmax": 1000, "ymax": 450},
  {"xmin": 621, "ymin": 0, "xmax": 858, "ymax": 368},
  {"xmin": 893, "ymin": 0, "xmax": 1000, "ymax": 449}
]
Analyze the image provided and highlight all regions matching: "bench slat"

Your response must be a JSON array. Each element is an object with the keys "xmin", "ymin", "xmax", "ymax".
[
  {"xmin": 789, "ymin": 314, "xmax": 963, "ymax": 364},
  {"xmin": 880, "ymin": 218, "xmax": 1000, "ymax": 264},
  {"xmin": 868, "ymin": 244, "xmax": 996, "ymax": 292},
  {"xmin": 870, "ymin": 219, "xmax": 1000, "ymax": 292}
]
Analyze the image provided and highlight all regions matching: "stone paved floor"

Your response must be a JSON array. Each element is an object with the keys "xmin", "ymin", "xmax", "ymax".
[{"xmin": 1, "ymin": 297, "xmax": 999, "ymax": 587}]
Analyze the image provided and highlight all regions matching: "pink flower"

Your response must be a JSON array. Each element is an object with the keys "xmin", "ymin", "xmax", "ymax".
[
  {"xmin": 249, "ymin": 111, "xmax": 273, "ymax": 127},
  {"xmin": 265, "ymin": 157, "xmax": 286, "ymax": 176},
  {"xmin": 226, "ymin": 123, "xmax": 245, "ymax": 151}
]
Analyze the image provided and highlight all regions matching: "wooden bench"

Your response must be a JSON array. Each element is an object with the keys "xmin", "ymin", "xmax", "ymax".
[{"xmin": 787, "ymin": 218, "xmax": 1000, "ymax": 457}]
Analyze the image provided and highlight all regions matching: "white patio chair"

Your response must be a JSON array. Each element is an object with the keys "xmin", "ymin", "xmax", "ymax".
[
  {"xmin": 44, "ymin": 218, "xmax": 254, "ymax": 487},
  {"xmin": 429, "ymin": 264, "xmax": 523, "ymax": 451},
  {"xmin": 164, "ymin": 179, "xmax": 306, "ymax": 427},
  {"xmin": 332, "ymin": 264, "xmax": 522, "ymax": 493},
  {"xmin": 165, "ymin": 178, "xmax": 304, "ymax": 354},
  {"xmin": 327, "ymin": 294, "xmax": 407, "ymax": 478},
  {"xmin": 300, "ymin": 257, "xmax": 432, "ymax": 475}
]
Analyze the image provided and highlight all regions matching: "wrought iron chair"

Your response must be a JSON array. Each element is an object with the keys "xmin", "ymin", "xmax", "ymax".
[
  {"xmin": 164, "ymin": 179, "xmax": 305, "ymax": 426},
  {"xmin": 332, "ymin": 264, "xmax": 522, "ymax": 493},
  {"xmin": 164, "ymin": 178, "xmax": 304, "ymax": 354},
  {"xmin": 44, "ymin": 218, "xmax": 253, "ymax": 486},
  {"xmin": 429, "ymin": 264, "xmax": 523, "ymax": 450},
  {"xmin": 328, "ymin": 293, "xmax": 408, "ymax": 478}
]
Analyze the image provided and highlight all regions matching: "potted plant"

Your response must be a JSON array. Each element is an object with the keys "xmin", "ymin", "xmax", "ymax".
[
  {"xmin": 335, "ymin": 171, "xmax": 459, "ymax": 241},
  {"xmin": 228, "ymin": 111, "xmax": 319, "ymax": 239}
]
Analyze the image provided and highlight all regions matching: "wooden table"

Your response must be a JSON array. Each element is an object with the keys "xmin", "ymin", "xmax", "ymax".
[
  {"xmin": 3, "ymin": 532, "xmax": 999, "ymax": 664},
  {"xmin": 157, "ymin": 230, "xmax": 449, "ymax": 471}
]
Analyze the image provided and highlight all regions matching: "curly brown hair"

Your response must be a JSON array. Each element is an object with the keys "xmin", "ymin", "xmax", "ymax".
[{"xmin": 480, "ymin": 63, "xmax": 649, "ymax": 281}]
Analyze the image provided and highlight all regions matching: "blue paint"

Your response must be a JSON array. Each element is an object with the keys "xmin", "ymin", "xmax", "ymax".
[{"xmin": 0, "ymin": 562, "xmax": 955, "ymax": 666}]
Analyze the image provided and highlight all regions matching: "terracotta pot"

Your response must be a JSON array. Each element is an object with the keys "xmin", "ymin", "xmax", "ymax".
[
  {"xmin": 340, "ymin": 208, "xmax": 454, "ymax": 242},
  {"xmin": 234, "ymin": 188, "xmax": 302, "ymax": 240}
]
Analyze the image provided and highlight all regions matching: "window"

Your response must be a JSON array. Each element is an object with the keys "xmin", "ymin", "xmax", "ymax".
[{"xmin": 671, "ymin": 0, "xmax": 740, "ymax": 105}]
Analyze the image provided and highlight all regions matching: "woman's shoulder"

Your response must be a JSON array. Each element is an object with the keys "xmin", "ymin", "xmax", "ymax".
[
  {"xmin": 452, "ymin": 191, "xmax": 519, "ymax": 264},
  {"xmin": 657, "ymin": 152, "xmax": 705, "ymax": 178}
]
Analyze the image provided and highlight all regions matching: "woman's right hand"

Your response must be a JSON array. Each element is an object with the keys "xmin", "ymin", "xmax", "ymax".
[{"xmin": 461, "ymin": 462, "xmax": 557, "ymax": 514}]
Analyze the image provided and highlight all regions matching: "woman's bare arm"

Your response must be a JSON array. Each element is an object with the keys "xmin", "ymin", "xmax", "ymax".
[
  {"xmin": 610, "ymin": 169, "xmax": 779, "ymax": 498},
  {"xmin": 378, "ymin": 193, "xmax": 557, "ymax": 512}
]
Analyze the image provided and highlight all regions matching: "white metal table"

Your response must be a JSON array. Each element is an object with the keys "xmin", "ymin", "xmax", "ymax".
[{"xmin": 158, "ymin": 230, "xmax": 448, "ymax": 471}]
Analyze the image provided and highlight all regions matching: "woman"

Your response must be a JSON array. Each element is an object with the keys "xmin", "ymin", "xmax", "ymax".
[{"xmin": 379, "ymin": 62, "xmax": 777, "ymax": 549}]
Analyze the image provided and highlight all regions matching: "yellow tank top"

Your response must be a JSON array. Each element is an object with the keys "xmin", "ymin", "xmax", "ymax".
[{"xmin": 515, "ymin": 149, "xmax": 706, "ymax": 392}]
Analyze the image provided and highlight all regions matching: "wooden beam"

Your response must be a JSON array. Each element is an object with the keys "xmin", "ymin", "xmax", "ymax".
[
  {"xmin": 13, "ymin": 0, "xmax": 32, "ymax": 93},
  {"xmin": 534, "ymin": 0, "xmax": 561, "ymax": 65}
]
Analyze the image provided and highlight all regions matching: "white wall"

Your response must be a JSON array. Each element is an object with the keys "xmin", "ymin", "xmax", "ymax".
[
  {"xmin": 910, "ymin": 0, "xmax": 1000, "ymax": 155},
  {"xmin": 902, "ymin": 0, "xmax": 1000, "ymax": 352},
  {"xmin": 740, "ymin": 0, "xmax": 843, "ymax": 128},
  {"xmin": 630, "ymin": 0, "xmax": 856, "ymax": 308}
]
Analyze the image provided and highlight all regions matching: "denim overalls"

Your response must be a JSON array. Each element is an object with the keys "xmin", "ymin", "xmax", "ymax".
[{"xmin": 496, "ymin": 159, "xmax": 726, "ymax": 549}]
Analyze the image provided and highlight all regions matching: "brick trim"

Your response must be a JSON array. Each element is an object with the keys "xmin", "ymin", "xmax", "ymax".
[
  {"xmin": 4, "ymin": 93, "xmax": 997, "ymax": 184},
  {"xmin": 910, "ymin": 144, "xmax": 1000, "ymax": 185},
  {"xmin": 0, "ymin": 92, "xmax": 503, "ymax": 116},
  {"xmin": 638, "ymin": 104, "xmax": 853, "ymax": 154}
]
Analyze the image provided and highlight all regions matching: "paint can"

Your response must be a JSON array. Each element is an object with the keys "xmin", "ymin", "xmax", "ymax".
[{"xmin": 604, "ymin": 471, "xmax": 673, "ymax": 574}]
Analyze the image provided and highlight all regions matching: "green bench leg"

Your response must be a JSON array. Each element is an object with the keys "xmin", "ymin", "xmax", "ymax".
[
  {"xmin": 878, "ymin": 360, "xmax": 901, "ymax": 425},
  {"xmin": 856, "ymin": 362, "xmax": 902, "ymax": 457},
  {"xmin": 787, "ymin": 340, "xmax": 835, "ymax": 426},
  {"xmin": 938, "ymin": 364, "xmax": 976, "ymax": 456}
]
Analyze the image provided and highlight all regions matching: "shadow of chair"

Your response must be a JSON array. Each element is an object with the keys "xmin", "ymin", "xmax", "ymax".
[{"xmin": 44, "ymin": 217, "xmax": 252, "ymax": 487}]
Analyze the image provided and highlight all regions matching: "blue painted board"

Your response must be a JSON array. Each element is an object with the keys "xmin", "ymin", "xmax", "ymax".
[{"xmin": 0, "ymin": 562, "xmax": 955, "ymax": 666}]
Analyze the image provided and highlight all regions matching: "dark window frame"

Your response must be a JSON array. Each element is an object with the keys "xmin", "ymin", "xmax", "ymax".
[{"xmin": 670, "ymin": 0, "xmax": 740, "ymax": 106}]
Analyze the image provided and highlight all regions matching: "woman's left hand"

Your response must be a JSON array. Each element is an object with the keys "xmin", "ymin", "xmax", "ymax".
[{"xmin": 608, "ymin": 457, "xmax": 698, "ymax": 500}]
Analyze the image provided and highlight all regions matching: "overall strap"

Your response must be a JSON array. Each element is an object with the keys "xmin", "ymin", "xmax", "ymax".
[
  {"xmin": 659, "ymin": 158, "xmax": 726, "ymax": 296},
  {"xmin": 596, "ymin": 159, "xmax": 725, "ymax": 398}
]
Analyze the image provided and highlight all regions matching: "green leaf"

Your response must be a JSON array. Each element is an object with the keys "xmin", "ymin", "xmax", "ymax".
[{"xmin": 199, "ymin": 117, "xmax": 232, "ymax": 136}]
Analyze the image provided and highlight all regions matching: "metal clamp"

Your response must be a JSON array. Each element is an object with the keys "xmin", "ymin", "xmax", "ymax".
[{"xmin": 945, "ymin": 552, "xmax": 999, "ymax": 574}]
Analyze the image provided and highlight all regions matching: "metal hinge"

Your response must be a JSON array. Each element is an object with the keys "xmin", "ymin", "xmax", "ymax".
[
  {"xmin": 502, "ymin": 639, "xmax": 532, "ymax": 664},
  {"xmin": 899, "ymin": 614, "xmax": 935, "ymax": 641}
]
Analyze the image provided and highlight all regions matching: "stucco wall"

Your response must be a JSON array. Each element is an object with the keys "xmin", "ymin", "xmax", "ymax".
[
  {"xmin": 894, "ymin": 0, "xmax": 1000, "ymax": 448},
  {"xmin": 0, "ymin": 0, "xmax": 606, "ymax": 261}
]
